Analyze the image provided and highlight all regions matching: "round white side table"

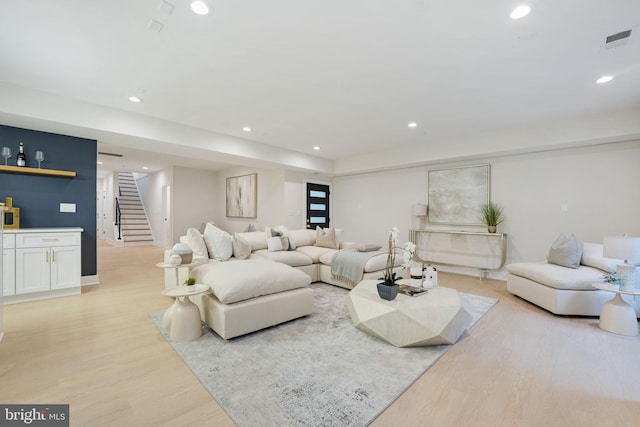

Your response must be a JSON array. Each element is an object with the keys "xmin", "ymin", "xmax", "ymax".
[
  {"xmin": 162, "ymin": 284, "xmax": 210, "ymax": 341},
  {"xmin": 156, "ymin": 261, "xmax": 198, "ymax": 327},
  {"xmin": 592, "ymin": 284, "xmax": 640, "ymax": 336}
]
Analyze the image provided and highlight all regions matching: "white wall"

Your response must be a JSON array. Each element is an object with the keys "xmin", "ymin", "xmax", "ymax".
[
  {"xmin": 172, "ymin": 166, "xmax": 218, "ymax": 243},
  {"xmin": 333, "ymin": 140, "xmax": 640, "ymax": 277}
]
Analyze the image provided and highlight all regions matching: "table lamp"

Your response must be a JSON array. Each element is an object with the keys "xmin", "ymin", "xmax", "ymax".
[
  {"xmin": 603, "ymin": 235, "xmax": 640, "ymax": 291},
  {"xmin": 411, "ymin": 204, "xmax": 428, "ymax": 229}
]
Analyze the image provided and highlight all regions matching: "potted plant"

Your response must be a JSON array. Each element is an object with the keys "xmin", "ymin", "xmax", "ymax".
[
  {"xmin": 377, "ymin": 227, "xmax": 416, "ymax": 301},
  {"xmin": 184, "ymin": 277, "xmax": 196, "ymax": 288},
  {"xmin": 377, "ymin": 227, "xmax": 402, "ymax": 300},
  {"xmin": 481, "ymin": 202, "xmax": 504, "ymax": 233}
]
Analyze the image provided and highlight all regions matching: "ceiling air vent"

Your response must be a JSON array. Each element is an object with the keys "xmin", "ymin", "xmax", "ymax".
[
  {"xmin": 98, "ymin": 152, "xmax": 123, "ymax": 157},
  {"xmin": 605, "ymin": 30, "xmax": 631, "ymax": 45}
]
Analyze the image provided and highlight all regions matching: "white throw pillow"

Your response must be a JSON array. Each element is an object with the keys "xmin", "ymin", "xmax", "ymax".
[
  {"xmin": 267, "ymin": 236, "xmax": 284, "ymax": 252},
  {"xmin": 315, "ymin": 226, "xmax": 339, "ymax": 249},
  {"xmin": 547, "ymin": 233, "xmax": 583, "ymax": 269},
  {"xmin": 355, "ymin": 243, "xmax": 382, "ymax": 252},
  {"xmin": 232, "ymin": 233, "xmax": 252, "ymax": 260},
  {"xmin": 186, "ymin": 228, "xmax": 208, "ymax": 258},
  {"xmin": 203, "ymin": 223, "xmax": 233, "ymax": 261}
]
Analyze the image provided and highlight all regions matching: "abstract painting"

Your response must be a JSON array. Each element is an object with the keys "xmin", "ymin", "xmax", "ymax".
[
  {"xmin": 226, "ymin": 173, "xmax": 257, "ymax": 218},
  {"xmin": 428, "ymin": 165, "xmax": 489, "ymax": 225}
]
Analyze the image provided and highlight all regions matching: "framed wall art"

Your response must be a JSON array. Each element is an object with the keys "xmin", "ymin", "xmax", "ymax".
[
  {"xmin": 427, "ymin": 164, "xmax": 490, "ymax": 225},
  {"xmin": 226, "ymin": 173, "xmax": 257, "ymax": 218}
]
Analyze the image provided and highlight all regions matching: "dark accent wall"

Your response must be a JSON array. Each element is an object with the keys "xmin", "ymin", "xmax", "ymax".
[{"xmin": 0, "ymin": 125, "xmax": 97, "ymax": 276}]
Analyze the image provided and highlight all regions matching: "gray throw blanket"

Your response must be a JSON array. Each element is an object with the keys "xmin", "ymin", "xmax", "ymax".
[{"xmin": 331, "ymin": 249, "xmax": 387, "ymax": 286}]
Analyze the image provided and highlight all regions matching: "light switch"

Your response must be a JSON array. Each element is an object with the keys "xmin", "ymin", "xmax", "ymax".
[{"xmin": 60, "ymin": 203, "xmax": 76, "ymax": 213}]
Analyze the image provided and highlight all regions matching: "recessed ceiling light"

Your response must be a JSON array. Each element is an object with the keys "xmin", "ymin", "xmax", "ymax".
[
  {"xmin": 596, "ymin": 75, "xmax": 614, "ymax": 84},
  {"xmin": 408, "ymin": 122, "xmax": 417, "ymax": 128},
  {"xmin": 143, "ymin": 166, "xmax": 148, "ymax": 170},
  {"xmin": 190, "ymin": 1, "xmax": 209, "ymax": 15},
  {"xmin": 313, "ymin": 146, "xmax": 320, "ymax": 150},
  {"xmin": 128, "ymin": 96, "xmax": 143, "ymax": 103},
  {"xmin": 510, "ymin": 5, "xmax": 531, "ymax": 19},
  {"xmin": 242, "ymin": 127, "xmax": 252, "ymax": 132}
]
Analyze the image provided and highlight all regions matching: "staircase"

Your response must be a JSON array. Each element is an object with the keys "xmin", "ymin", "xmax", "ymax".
[{"xmin": 117, "ymin": 172, "xmax": 154, "ymax": 246}]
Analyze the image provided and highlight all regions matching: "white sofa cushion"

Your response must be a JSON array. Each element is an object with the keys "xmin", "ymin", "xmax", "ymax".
[
  {"xmin": 192, "ymin": 259, "xmax": 311, "ymax": 304},
  {"xmin": 202, "ymin": 223, "xmax": 233, "ymax": 261},
  {"xmin": 296, "ymin": 245, "xmax": 337, "ymax": 263},
  {"xmin": 253, "ymin": 249, "xmax": 314, "ymax": 267},
  {"xmin": 236, "ymin": 231, "xmax": 268, "ymax": 251},
  {"xmin": 186, "ymin": 227, "xmax": 208, "ymax": 258},
  {"xmin": 506, "ymin": 262, "xmax": 605, "ymax": 290},
  {"xmin": 581, "ymin": 242, "xmax": 620, "ymax": 273},
  {"xmin": 289, "ymin": 229, "xmax": 316, "ymax": 247}
]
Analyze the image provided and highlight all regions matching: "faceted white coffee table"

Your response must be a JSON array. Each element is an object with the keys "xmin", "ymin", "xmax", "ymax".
[{"xmin": 347, "ymin": 280, "xmax": 472, "ymax": 347}]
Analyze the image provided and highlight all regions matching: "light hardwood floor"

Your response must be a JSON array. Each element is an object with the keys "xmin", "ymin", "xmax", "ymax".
[{"xmin": 1, "ymin": 241, "xmax": 638, "ymax": 426}]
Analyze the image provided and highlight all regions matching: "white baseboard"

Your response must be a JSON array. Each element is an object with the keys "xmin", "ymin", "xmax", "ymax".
[{"xmin": 82, "ymin": 274, "xmax": 100, "ymax": 285}]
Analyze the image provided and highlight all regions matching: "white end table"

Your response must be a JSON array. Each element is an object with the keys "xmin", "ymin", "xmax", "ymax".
[
  {"xmin": 592, "ymin": 284, "xmax": 639, "ymax": 336},
  {"xmin": 162, "ymin": 284, "xmax": 210, "ymax": 341},
  {"xmin": 156, "ymin": 261, "xmax": 199, "ymax": 290}
]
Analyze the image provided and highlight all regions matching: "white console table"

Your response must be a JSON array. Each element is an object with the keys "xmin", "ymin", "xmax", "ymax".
[
  {"xmin": 3, "ymin": 227, "xmax": 83, "ymax": 304},
  {"xmin": 409, "ymin": 229, "xmax": 508, "ymax": 279}
]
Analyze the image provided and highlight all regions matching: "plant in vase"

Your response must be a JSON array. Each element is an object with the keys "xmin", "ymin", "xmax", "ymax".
[
  {"xmin": 481, "ymin": 202, "xmax": 504, "ymax": 233},
  {"xmin": 184, "ymin": 276, "xmax": 196, "ymax": 290},
  {"xmin": 377, "ymin": 227, "xmax": 416, "ymax": 301},
  {"xmin": 601, "ymin": 272, "xmax": 623, "ymax": 290}
]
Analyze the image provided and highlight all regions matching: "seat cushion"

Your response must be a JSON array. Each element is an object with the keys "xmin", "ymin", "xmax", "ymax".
[
  {"xmin": 191, "ymin": 259, "xmax": 311, "ymax": 304},
  {"xmin": 506, "ymin": 262, "xmax": 605, "ymax": 290},
  {"xmin": 295, "ymin": 245, "xmax": 337, "ymax": 263}
]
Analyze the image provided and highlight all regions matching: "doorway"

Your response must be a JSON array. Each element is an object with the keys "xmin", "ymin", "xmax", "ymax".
[{"xmin": 306, "ymin": 182, "xmax": 330, "ymax": 229}]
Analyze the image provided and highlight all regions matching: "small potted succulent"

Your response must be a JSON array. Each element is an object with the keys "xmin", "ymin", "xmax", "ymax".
[{"xmin": 184, "ymin": 276, "xmax": 197, "ymax": 290}]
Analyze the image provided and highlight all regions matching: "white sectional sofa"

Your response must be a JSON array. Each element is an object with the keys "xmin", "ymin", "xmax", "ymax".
[
  {"xmin": 164, "ymin": 224, "xmax": 403, "ymax": 339},
  {"xmin": 507, "ymin": 242, "xmax": 640, "ymax": 316}
]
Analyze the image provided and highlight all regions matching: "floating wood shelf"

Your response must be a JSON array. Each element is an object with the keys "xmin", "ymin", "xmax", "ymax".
[{"xmin": 0, "ymin": 165, "xmax": 76, "ymax": 177}]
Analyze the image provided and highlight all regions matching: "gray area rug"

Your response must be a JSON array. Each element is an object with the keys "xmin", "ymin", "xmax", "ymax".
[{"xmin": 149, "ymin": 283, "xmax": 497, "ymax": 427}]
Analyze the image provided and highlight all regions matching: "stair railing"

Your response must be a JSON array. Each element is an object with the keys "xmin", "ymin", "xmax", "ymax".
[{"xmin": 114, "ymin": 197, "xmax": 122, "ymax": 240}]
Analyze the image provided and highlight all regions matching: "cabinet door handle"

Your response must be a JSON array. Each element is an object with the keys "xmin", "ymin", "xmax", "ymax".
[
  {"xmin": 45, "ymin": 250, "xmax": 49, "ymax": 263},
  {"xmin": 52, "ymin": 250, "xmax": 55, "ymax": 262},
  {"xmin": 42, "ymin": 237, "xmax": 59, "ymax": 242}
]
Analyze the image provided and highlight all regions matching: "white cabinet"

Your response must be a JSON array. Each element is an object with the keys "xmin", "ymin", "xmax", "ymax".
[
  {"xmin": 4, "ymin": 228, "xmax": 82, "ymax": 304},
  {"xmin": 2, "ymin": 234, "xmax": 15, "ymax": 296}
]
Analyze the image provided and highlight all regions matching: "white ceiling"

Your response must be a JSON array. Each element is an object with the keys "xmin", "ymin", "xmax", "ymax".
[{"xmin": 1, "ymin": 0, "xmax": 639, "ymax": 175}]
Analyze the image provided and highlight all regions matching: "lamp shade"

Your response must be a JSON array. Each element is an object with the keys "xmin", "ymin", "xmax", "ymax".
[
  {"xmin": 603, "ymin": 235, "xmax": 640, "ymax": 264},
  {"xmin": 411, "ymin": 204, "xmax": 428, "ymax": 217}
]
